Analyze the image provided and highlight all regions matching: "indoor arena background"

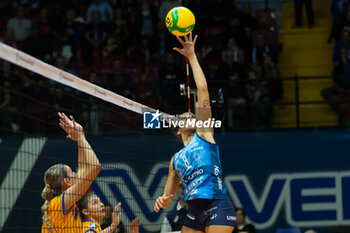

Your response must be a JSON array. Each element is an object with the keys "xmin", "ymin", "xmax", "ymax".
[{"xmin": 1, "ymin": 0, "xmax": 350, "ymax": 233}]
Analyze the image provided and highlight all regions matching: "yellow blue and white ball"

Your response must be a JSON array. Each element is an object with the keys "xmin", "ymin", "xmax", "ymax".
[{"xmin": 165, "ymin": 6, "xmax": 195, "ymax": 36}]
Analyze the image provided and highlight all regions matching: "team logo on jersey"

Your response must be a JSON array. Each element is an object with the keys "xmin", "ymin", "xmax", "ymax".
[
  {"xmin": 89, "ymin": 223, "xmax": 98, "ymax": 229},
  {"xmin": 143, "ymin": 110, "xmax": 161, "ymax": 129}
]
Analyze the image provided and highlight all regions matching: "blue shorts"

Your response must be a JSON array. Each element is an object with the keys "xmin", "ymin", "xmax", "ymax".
[{"xmin": 183, "ymin": 198, "xmax": 236, "ymax": 232}]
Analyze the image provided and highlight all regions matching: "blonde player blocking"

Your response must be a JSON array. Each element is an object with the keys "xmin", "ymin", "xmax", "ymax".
[{"xmin": 41, "ymin": 113, "xmax": 122, "ymax": 233}]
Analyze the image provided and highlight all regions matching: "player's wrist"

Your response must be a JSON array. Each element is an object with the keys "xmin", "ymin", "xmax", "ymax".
[
  {"xmin": 77, "ymin": 136, "xmax": 86, "ymax": 144},
  {"xmin": 187, "ymin": 53, "xmax": 196, "ymax": 61}
]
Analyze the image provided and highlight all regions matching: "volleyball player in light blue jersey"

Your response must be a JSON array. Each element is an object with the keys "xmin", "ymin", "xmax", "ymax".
[{"xmin": 154, "ymin": 32, "xmax": 236, "ymax": 233}]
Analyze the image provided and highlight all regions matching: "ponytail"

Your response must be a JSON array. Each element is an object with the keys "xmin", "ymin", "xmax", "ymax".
[
  {"xmin": 41, "ymin": 199, "xmax": 53, "ymax": 233},
  {"xmin": 41, "ymin": 164, "xmax": 67, "ymax": 233}
]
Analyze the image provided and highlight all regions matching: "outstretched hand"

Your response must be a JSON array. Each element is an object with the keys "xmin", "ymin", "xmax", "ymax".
[
  {"xmin": 58, "ymin": 112, "xmax": 85, "ymax": 142},
  {"xmin": 130, "ymin": 218, "xmax": 141, "ymax": 233},
  {"xmin": 111, "ymin": 202, "xmax": 122, "ymax": 228},
  {"xmin": 154, "ymin": 194, "xmax": 174, "ymax": 213},
  {"xmin": 173, "ymin": 32, "xmax": 198, "ymax": 59}
]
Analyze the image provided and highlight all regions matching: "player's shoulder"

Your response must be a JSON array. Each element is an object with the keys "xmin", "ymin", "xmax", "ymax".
[{"xmin": 48, "ymin": 193, "xmax": 63, "ymax": 208}]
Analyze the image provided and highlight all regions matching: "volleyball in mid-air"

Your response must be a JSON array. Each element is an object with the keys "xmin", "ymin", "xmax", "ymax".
[{"xmin": 165, "ymin": 6, "xmax": 195, "ymax": 36}]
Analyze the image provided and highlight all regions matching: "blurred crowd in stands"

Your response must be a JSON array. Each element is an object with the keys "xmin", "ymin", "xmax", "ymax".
[
  {"xmin": 0, "ymin": 0, "xmax": 284, "ymax": 134},
  {"xmin": 325, "ymin": 0, "xmax": 350, "ymax": 124}
]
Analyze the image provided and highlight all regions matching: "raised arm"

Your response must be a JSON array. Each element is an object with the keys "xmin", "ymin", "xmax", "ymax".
[
  {"xmin": 154, "ymin": 157, "xmax": 180, "ymax": 213},
  {"xmin": 173, "ymin": 32, "xmax": 215, "ymax": 142},
  {"xmin": 58, "ymin": 112, "xmax": 101, "ymax": 211},
  {"xmin": 101, "ymin": 203, "xmax": 122, "ymax": 233},
  {"xmin": 130, "ymin": 218, "xmax": 141, "ymax": 233}
]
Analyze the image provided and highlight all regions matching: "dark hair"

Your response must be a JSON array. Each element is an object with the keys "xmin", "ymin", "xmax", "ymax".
[
  {"xmin": 76, "ymin": 192, "xmax": 95, "ymax": 220},
  {"xmin": 100, "ymin": 203, "xmax": 126, "ymax": 233},
  {"xmin": 100, "ymin": 203, "xmax": 112, "ymax": 229},
  {"xmin": 171, "ymin": 112, "xmax": 196, "ymax": 140},
  {"xmin": 178, "ymin": 112, "xmax": 196, "ymax": 129}
]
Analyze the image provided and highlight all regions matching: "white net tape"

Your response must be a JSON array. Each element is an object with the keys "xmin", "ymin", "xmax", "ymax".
[{"xmin": 0, "ymin": 42, "xmax": 174, "ymax": 121}]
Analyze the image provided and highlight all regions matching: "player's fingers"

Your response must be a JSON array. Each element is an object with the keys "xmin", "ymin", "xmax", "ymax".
[
  {"xmin": 173, "ymin": 47, "xmax": 181, "ymax": 52},
  {"xmin": 155, "ymin": 203, "xmax": 163, "ymax": 211},
  {"xmin": 59, "ymin": 120, "xmax": 68, "ymax": 129},
  {"xmin": 193, "ymin": 35, "xmax": 198, "ymax": 45},
  {"xmin": 184, "ymin": 34, "xmax": 188, "ymax": 42},
  {"xmin": 70, "ymin": 115, "xmax": 77, "ymax": 129},
  {"xmin": 154, "ymin": 202, "xmax": 160, "ymax": 212},
  {"xmin": 63, "ymin": 123, "xmax": 71, "ymax": 132},
  {"xmin": 61, "ymin": 112, "xmax": 69, "ymax": 122},
  {"xmin": 63, "ymin": 120, "xmax": 71, "ymax": 130},
  {"xmin": 59, "ymin": 113, "xmax": 69, "ymax": 125},
  {"xmin": 154, "ymin": 205, "xmax": 159, "ymax": 213},
  {"xmin": 156, "ymin": 198, "xmax": 163, "ymax": 207},
  {"xmin": 131, "ymin": 219, "xmax": 137, "ymax": 228},
  {"xmin": 159, "ymin": 196, "xmax": 165, "ymax": 204},
  {"xmin": 60, "ymin": 123, "xmax": 69, "ymax": 132},
  {"xmin": 175, "ymin": 36, "xmax": 185, "ymax": 45},
  {"xmin": 189, "ymin": 32, "xmax": 192, "ymax": 41},
  {"xmin": 173, "ymin": 48, "xmax": 185, "ymax": 56},
  {"xmin": 115, "ymin": 202, "xmax": 121, "ymax": 211},
  {"xmin": 135, "ymin": 218, "xmax": 140, "ymax": 227},
  {"xmin": 164, "ymin": 194, "xmax": 174, "ymax": 200},
  {"xmin": 131, "ymin": 219, "xmax": 139, "ymax": 232}
]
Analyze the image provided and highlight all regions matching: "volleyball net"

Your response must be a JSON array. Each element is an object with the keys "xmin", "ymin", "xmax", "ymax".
[{"xmin": 0, "ymin": 42, "xmax": 187, "ymax": 233}]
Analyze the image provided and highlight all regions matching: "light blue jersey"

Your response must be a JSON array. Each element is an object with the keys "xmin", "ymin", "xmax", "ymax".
[{"xmin": 173, "ymin": 132, "xmax": 228, "ymax": 201}]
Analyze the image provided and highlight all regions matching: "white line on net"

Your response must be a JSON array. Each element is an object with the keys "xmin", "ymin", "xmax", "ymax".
[{"xmin": 0, "ymin": 42, "xmax": 174, "ymax": 121}]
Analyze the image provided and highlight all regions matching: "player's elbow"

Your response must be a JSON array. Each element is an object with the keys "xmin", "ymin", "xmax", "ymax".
[
  {"xmin": 95, "ymin": 163, "xmax": 101, "ymax": 174},
  {"xmin": 197, "ymin": 87, "xmax": 209, "ymax": 98},
  {"xmin": 89, "ymin": 162, "xmax": 101, "ymax": 178}
]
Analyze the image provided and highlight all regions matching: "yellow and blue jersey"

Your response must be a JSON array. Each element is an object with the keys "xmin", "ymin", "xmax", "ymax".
[
  {"xmin": 82, "ymin": 220, "xmax": 102, "ymax": 233},
  {"xmin": 41, "ymin": 192, "xmax": 82, "ymax": 233}
]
